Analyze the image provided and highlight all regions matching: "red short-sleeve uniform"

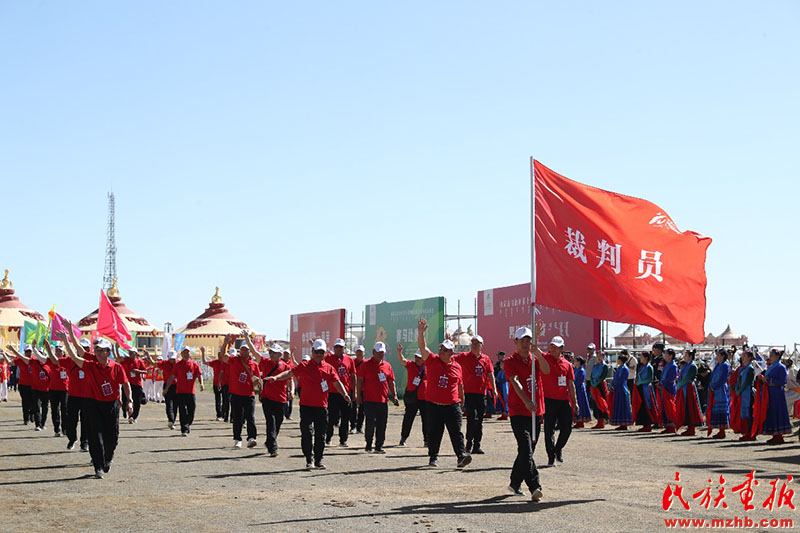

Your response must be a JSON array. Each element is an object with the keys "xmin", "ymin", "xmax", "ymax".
[
  {"xmin": 541, "ymin": 353, "xmax": 575, "ymax": 401},
  {"xmin": 121, "ymin": 357, "xmax": 147, "ymax": 387},
  {"xmin": 174, "ymin": 359, "xmax": 202, "ymax": 394},
  {"xmin": 453, "ymin": 352, "xmax": 494, "ymax": 395},
  {"xmin": 357, "ymin": 358, "xmax": 395, "ymax": 403},
  {"xmin": 47, "ymin": 358, "xmax": 70, "ymax": 392},
  {"xmin": 158, "ymin": 360, "xmax": 178, "ymax": 387},
  {"xmin": 259, "ymin": 359, "xmax": 290, "ymax": 403},
  {"xmin": 207, "ymin": 359, "xmax": 226, "ymax": 387},
  {"xmin": 423, "ymin": 355, "xmax": 462, "ymax": 405},
  {"xmin": 30, "ymin": 359, "xmax": 50, "ymax": 392},
  {"xmin": 227, "ymin": 356, "xmax": 260, "ymax": 397},
  {"xmin": 84, "ymin": 359, "xmax": 129, "ymax": 402},
  {"xmin": 503, "ymin": 351, "xmax": 545, "ymax": 417},
  {"xmin": 404, "ymin": 361, "xmax": 424, "ymax": 393},
  {"xmin": 323, "ymin": 353, "xmax": 356, "ymax": 394},
  {"xmin": 14, "ymin": 357, "xmax": 32, "ymax": 386},
  {"xmin": 293, "ymin": 360, "xmax": 341, "ymax": 408}
]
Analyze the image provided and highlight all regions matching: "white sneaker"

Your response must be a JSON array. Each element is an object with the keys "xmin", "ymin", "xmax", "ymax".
[
  {"xmin": 247, "ymin": 439, "xmax": 257, "ymax": 448},
  {"xmin": 168, "ymin": 422, "xmax": 174, "ymax": 430},
  {"xmin": 234, "ymin": 441, "xmax": 242, "ymax": 448},
  {"xmin": 531, "ymin": 488, "xmax": 543, "ymax": 502}
]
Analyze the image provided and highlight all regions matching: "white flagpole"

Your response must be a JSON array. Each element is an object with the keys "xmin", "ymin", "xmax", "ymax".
[{"xmin": 530, "ymin": 157, "xmax": 537, "ymax": 443}]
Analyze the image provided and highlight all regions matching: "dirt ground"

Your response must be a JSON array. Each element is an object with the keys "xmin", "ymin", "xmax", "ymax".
[{"xmin": 1, "ymin": 391, "xmax": 798, "ymax": 533}]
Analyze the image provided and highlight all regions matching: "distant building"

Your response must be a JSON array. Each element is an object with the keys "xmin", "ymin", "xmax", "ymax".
[{"xmin": 614, "ymin": 323, "xmax": 748, "ymax": 349}]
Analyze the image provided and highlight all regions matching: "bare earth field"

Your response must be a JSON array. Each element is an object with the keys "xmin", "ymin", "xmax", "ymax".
[{"xmin": 1, "ymin": 392, "xmax": 798, "ymax": 533}]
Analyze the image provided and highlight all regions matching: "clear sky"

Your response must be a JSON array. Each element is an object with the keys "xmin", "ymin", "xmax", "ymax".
[{"xmin": 1, "ymin": 2, "xmax": 798, "ymax": 349}]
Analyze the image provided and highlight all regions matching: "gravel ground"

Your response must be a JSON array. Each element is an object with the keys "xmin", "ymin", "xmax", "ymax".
[{"xmin": 1, "ymin": 392, "xmax": 798, "ymax": 533}]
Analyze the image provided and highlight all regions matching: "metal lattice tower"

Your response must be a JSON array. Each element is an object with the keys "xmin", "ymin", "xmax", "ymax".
[{"xmin": 103, "ymin": 192, "xmax": 117, "ymax": 291}]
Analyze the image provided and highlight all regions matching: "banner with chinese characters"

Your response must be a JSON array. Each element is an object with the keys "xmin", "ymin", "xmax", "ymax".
[
  {"xmin": 289, "ymin": 309, "xmax": 346, "ymax": 360},
  {"xmin": 533, "ymin": 159, "xmax": 712, "ymax": 343},
  {"xmin": 365, "ymin": 297, "xmax": 445, "ymax": 394},
  {"xmin": 478, "ymin": 283, "xmax": 600, "ymax": 360}
]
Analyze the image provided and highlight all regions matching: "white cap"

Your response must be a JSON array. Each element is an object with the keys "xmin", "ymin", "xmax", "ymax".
[
  {"xmin": 373, "ymin": 342, "xmax": 387, "ymax": 353},
  {"xmin": 79, "ymin": 339, "xmax": 92, "ymax": 349},
  {"xmin": 550, "ymin": 336, "xmax": 565, "ymax": 348},
  {"xmin": 181, "ymin": 346, "xmax": 192, "ymax": 353},
  {"xmin": 588, "ymin": 343, "xmax": 596, "ymax": 349},
  {"xmin": 269, "ymin": 343, "xmax": 283, "ymax": 353},
  {"xmin": 239, "ymin": 343, "xmax": 250, "ymax": 351},
  {"xmin": 302, "ymin": 354, "xmax": 311, "ymax": 361},
  {"xmin": 52, "ymin": 341, "xmax": 63, "ymax": 350},
  {"xmin": 355, "ymin": 344, "xmax": 365, "ymax": 353},
  {"xmin": 515, "ymin": 327, "xmax": 533, "ymax": 340},
  {"xmin": 414, "ymin": 350, "xmax": 423, "ymax": 358},
  {"xmin": 23, "ymin": 343, "xmax": 33, "ymax": 352},
  {"xmin": 168, "ymin": 349, "xmax": 177, "ymax": 360},
  {"xmin": 34, "ymin": 349, "xmax": 48, "ymax": 362},
  {"xmin": 312, "ymin": 339, "xmax": 327, "ymax": 352},
  {"xmin": 228, "ymin": 348, "xmax": 237, "ymax": 356},
  {"xmin": 333, "ymin": 338, "xmax": 346, "ymax": 348},
  {"xmin": 440, "ymin": 339, "xmax": 456, "ymax": 351},
  {"xmin": 283, "ymin": 349, "xmax": 291, "ymax": 354},
  {"xmin": 95, "ymin": 339, "xmax": 112, "ymax": 350},
  {"xmin": 470, "ymin": 335, "xmax": 484, "ymax": 344}
]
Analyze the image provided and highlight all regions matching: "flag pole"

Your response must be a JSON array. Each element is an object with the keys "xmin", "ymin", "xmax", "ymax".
[{"xmin": 530, "ymin": 157, "xmax": 537, "ymax": 442}]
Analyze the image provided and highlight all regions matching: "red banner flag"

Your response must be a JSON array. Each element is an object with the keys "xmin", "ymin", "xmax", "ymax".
[
  {"xmin": 532, "ymin": 160, "xmax": 711, "ymax": 344},
  {"xmin": 97, "ymin": 290, "xmax": 133, "ymax": 350}
]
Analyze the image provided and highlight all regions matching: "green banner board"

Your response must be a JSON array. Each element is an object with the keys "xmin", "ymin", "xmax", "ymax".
[{"xmin": 364, "ymin": 297, "xmax": 445, "ymax": 395}]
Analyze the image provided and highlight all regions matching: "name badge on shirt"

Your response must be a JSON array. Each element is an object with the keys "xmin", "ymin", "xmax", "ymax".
[
  {"xmin": 558, "ymin": 375, "xmax": 567, "ymax": 387},
  {"xmin": 338, "ymin": 366, "xmax": 347, "ymax": 377},
  {"xmin": 78, "ymin": 370, "xmax": 85, "ymax": 379},
  {"xmin": 238, "ymin": 372, "xmax": 247, "ymax": 383},
  {"xmin": 526, "ymin": 377, "xmax": 533, "ymax": 393},
  {"xmin": 438, "ymin": 376, "xmax": 448, "ymax": 388},
  {"xmin": 475, "ymin": 365, "xmax": 483, "ymax": 377},
  {"xmin": 378, "ymin": 372, "xmax": 386, "ymax": 383},
  {"xmin": 131, "ymin": 371, "xmax": 136, "ymax": 378},
  {"xmin": 186, "ymin": 371, "xmax": 193, "ymax": 380},
  {"xmin": 412, "ymin": 376, "xmax": 421, "ymax": 386},
  {"xmin": 60, "ymin": 370, "xmax": 67, "ymax": 380},
  {"xmin": 321, "ymin": 380, "xmax": 329, "ymax": 393},
  {"xmin": 39, "ymin": 371, "xmax": 47, "ymax": 381},
  {"xmin": 101, "ymin": 381, "xmax": 113, "ymax": 397}
]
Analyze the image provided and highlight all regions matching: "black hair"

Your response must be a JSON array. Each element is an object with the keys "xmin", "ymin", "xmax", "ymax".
[
  {"xmin": 666, "ymin": 348, "xmax": 676, "ymax": 357},
  {"xmin": 685, "ymin": 349, "xmax": 696, "ymax": 359},
  {"xmin": 617, "ymin": 354, "xmax": 629, "ymax": 364},
  {"xmin": 717, "ymin": 349, "xmax": 729, "ymax": 361},
  {"xmin": 620, "ymin": 349, "xmax": 629, "ymax": 356},
  {"xmin": 640, "ymin": 352, "xmax": 651, "ymax": 361},
  {"xmin": 575, "ymin": 356, "xmax": 586, "ymax": 366}
]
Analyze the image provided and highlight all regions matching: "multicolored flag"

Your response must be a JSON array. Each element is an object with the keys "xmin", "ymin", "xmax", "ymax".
[{"xmin": 532, "ymin": 159, "xmax": 712, "ymax": 344}]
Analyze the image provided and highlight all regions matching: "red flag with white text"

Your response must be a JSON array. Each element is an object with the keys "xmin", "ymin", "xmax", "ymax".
[
  {"xmin": 533, "ymin": 160, "xmax": 711, "ymax": 344},
  {"xmin": 97, "ymin": 290, "xmax": 133, "ymax": 350}
]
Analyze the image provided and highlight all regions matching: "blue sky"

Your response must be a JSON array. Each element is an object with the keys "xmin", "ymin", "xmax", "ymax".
[{"xmin": 1, "ymin": 2, "xmax": 798, "ymax": 348}]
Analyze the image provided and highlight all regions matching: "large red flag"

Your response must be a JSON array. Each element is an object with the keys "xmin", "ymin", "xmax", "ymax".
[
  {"xmin": 97, "ymin": 290, "xmax": 133, "ymax": 350},
  {"xmin": 532, "ymin": 160, "xmax": 711, "ymax": 344}
]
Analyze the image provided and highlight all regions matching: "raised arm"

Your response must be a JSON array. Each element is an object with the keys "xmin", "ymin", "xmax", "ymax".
[
  {"xmin": 200, "ymin": 346, "xmax": 208, "ymax": 366},
  {"xmin": 417, "ymin": 319, "xmax": 434, "ymax": 360},
  {"xmin": 396, "ymin": 344, "xmax": 410, "ymax": 366},
  {"xmin": 63, "ymin": 320, "xmax": 86, "ymax": 359},
  {"xmin": 43, "ymin": 339, "xmax": 59, "ymax": 365},
  {"xmin": 8, "ymin": 345, "xmax": 30, "ymax": 364}
]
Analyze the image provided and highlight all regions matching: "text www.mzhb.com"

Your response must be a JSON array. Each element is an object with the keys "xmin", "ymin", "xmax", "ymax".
[{"xmin": 664, "ymin": 517, "xmax": 792, "ymax": 529}]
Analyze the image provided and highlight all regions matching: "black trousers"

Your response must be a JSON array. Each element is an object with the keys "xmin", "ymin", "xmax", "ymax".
[
  {"xmin": 326, "ymin": 393, "xmax": 350, "ymax": 444},
  {"xmin": 87, "ymin": 399, "xmax": 119, "ymax": 471},
  {"xmin": 464, "ymin": 392, "xmax": 486, "ymax": 450},
  {"xmin": 350, "ymin": 401, "xmax": 364, "ymax": 431},
  {"xmin": 543, "ymin": 398, "xmax": 573, "ymax": 460},
  {"xmin": 230, "ymin": 393, "xmax": 257, "ymax": 441},
  {"xmin": 400, "ymin": 390, "xmax": 426, "ymax": 441},
  {"xmin": 260, "ymin": 398, "xmax": 285, "ymax": 453},
  {"xmin": 364, "ymin": 401, "xmax": 388, "ymax": 449},
  {"xmin": 176, "ymin": 393, "xmax": 196, "ymax": 433},
  {"xmin": 65, "ymin": 395, "xmax": 88, "ymax": 446},
  {"xmin": 48, "ymin": 390, "xmax": 68, "ymax": 433},
  {"xmin": 427, "ymin": 403, "xmax": 466, "ymax": 461},
  {"xmin": 32, "ymin": 388, "xmax": 49, "ymax": 428},
  {"xmin": 18, "ymin": 384, "xmax": 34, "ymax": 423},
  {"xmin": 213, "ymin": 385, "xmax": 230, "ymax": 419},
  {"xmin": 284, "ymin": 397, "xmax": 293, "ymax": 419},
  {"xmin": 510, "ymin": 415, "xmax": 542, "ymax": 491},
  {"xmin": 164, "ymin": 384, "xmax": 177, "ymax": 423},
  {"xmin": 129, "ymin": 385, "xmax": 143, "ymax": 420},
  {"xmin": 300, "ymin": 405, "xmax": 328, "ymax": 464}
]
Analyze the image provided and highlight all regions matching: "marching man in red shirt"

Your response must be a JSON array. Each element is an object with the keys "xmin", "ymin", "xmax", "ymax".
[
  {"xmin": 355, "ymin": 342, "xmax": 399, "ymax": 453},
  {"xmin": 43, "ymin": 339, "xmax": 70, "ymax": 437},
  {"xmin": 396, "ymin": 345, "xmax": 427, "ymax": 447},
  {"xmin": 3, "ymin": 344, "xmax": 34, "ymax": 424},
  {"xmin": 174, "ymin": 347, "xmax": 204, "ymax": 436},
  {"xmin": 258, "ymin": 343, "xmax": 291, "ymax": 456},
  {"xmin": 537, "ymin": 333, "xmax": 579, "ymax": 466},
  {"xmin": 266, "ymin": 338, "xmax": 351, "ymax": 470},
  {"xmin": 119, "ymin": 348, "xmax": 148, "ymax": 424},
  {"xmin": 220, "ymin": 332, "xmax": 261, "ymax": 449},
  {"xmin": 417, "ymin": 318, "xmax": 471, "ymax": 469},
  {"xmin": 61, "ymin": 332, "xmax": 132, "ymax": 479},
  {"xmin": 201, "ymin": 343, "xmax": 229, "ymax": 422},
  {"xmin": 324, "ymin": 338, "xmax": 357, "ymax": 447},
  {"xmin": 454, "ymin": 335, "xmax": 496, "ymax": 454}
]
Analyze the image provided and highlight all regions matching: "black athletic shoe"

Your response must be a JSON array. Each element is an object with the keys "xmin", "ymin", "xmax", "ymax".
[
  {"xmin": 94, "ymin": 468, "xmax": 104, "ymax": 479},
  {"xmin": 315, "ymin": 463, "xmax": 326, "ymax": 470},
  {"xmin": 374, "ymin": 448, "xmax": 386, "ymax": 454},
  {"xmin": 365, "ymin": 445, "xmax": 372, "ymax": 452},
  {"xmin": 555, "ymin": 451, "xmax": 564, "ymax": 463},
  {"xmin": 472, "ymin": 448, "xmax": 485, "ymax": 454},
  {"xmin": 508, "ymin": 484, "xmax": 525, "ymax": 496},
  {"xmin": 305, "ymin": 462, "xmax": 314, "ymax": 470},
  {"xmin": 428, "ymin": 459, "xmax": 438, "ymax": 467},
  {"xmin": 80, "ymin": 443, "xmax": 89, "ymax": 452},
  {"xmin": 67, "ymin": 440, "xmax": 76, "ymax": 450},
  {"xmin": 457, "ymin": 455, "xmax": 472, "ymax": 468},
  {"xmin": 547, "ymin": 457, "xmax": 556, "ymax": 467},
  {"xmin": 398, "ymin": 439, "xmax": 406, "ymax": 447}
]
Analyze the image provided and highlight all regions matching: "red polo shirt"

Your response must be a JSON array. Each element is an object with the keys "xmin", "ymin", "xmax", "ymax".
[
  {"xmin": 14, "ymin": 357, "xmax": 32, "ymax": 386},
  {"xmin": 453, "ymin": 352, "xmax": 494, "ymax": 395},
  {"xmin": 403, "ymin": 360, "xmax": 425, "ymax": 393},
  {"xmin": 30, "ymin": 359, "xmax": 50, "ymax": 392},
  {"xmin": 158, "ymin": 360, "xmax": 178, "ymax": 387},
  {"xmin": 47, "ymin": 358, "xmax": 69, "ymax": 392},
  {"xmin": 541, "ymin": 352, "xmax": 574, "ymax": 401},
  {"xmin": 84, "ymin": 359, "xmax": 128, "ymax": 402},
  {"xmin": 207, "ymin": 359, "xmax": 225, "ymax": 387},
  {"xmin": 293, "ymin": 359, "xmax": 341, "ymax": 408},
  {"xmin": 423, "ymin": 355, "xmax": 462, "ymax": 405},
  {"xmin": 227, "ymin": 356, "xmax": 260, "ymax": 397},
  {"xmin": 503, "ymin": 351, "xmax": 545, "ymax": 417},
  {"xmin": 121, "ymin": 357, "xmax": 147, "ymax": 387},
  {"xmin": 357, "ymin": 357, "xmax": 395, "ymax": 403},
  {"xmin": 64, "ymin": 353, "xmax": 96, "ymax": 397},
  {"xmin": 259, "ymin": 359, "xmax": 289, "ymax": 403},
  {"xmin": 174, "ymin": 359, "xmax": 202, "ymax": 394},
  {"xmin": 323, "ymin": 353, "xmax": 356, "ymax": 394}
]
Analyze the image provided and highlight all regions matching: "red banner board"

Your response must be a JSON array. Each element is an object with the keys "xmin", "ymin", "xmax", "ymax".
[
  {"xmin": 477, "ymin": 283, "xmax": 600, "ymax": 361},
  {"xmin": 290, "ymin": 309, "xmax": 346, "ymax": 359}
]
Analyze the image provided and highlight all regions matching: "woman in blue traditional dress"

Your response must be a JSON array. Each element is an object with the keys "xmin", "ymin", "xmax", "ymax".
[
  {"xmin": 572, "ymin": 357, "xmax": 592, "ymax": 428},
  {"xmin": 707, "ymin": 349, "xmax": 731, "ymax": 439},
  {"xmin": 675, "ymin": 350, "xmax": 704, "ymax": 436},
  {"xmin": 657, "ymin": 349, "xmax": 679, "ymax": 434},
  {"xmin": 589, "ymin": 352, "xmax": 610, "ymax": 429},
  {"xmin": 633, "ymin": 352, "xmax": 658, "ymax": 432},
  {"xmin": 734, "ymin": 351, "xmax": 756, "ymax": 441},
  {"xmin": 610, "ymin": 354, "xmax": 632, "ymax": 430},
  {"xmin": 759, "ymin": 349, "xmax": 792, "ymax": 444}
]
